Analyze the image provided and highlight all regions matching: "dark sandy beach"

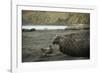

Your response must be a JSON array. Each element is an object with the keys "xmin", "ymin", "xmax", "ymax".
[{"xmin": 22, "ymin": 29, "xmax": 89, "ymax": 62}]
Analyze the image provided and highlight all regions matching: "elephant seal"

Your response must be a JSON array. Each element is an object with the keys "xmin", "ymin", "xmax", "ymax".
[{"xmin": 53, "ymin": 31, "xmax": 90, "ymax": 58}]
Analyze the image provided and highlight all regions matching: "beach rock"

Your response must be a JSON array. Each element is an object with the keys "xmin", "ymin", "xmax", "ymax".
[{"xmin": 22, "ymin": 28, "xmax": 36, "ymax": 32}]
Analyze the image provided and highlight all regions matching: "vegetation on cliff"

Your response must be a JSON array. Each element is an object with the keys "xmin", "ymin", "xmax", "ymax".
[{"xmin": 22, "ymin": 10, "xmax": 90, "ymax": 26}]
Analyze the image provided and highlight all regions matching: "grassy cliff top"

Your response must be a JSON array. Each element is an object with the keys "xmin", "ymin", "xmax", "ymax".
[{"xmin": 22, "ymin": 10, "xmax": 90, "ymax": 26}]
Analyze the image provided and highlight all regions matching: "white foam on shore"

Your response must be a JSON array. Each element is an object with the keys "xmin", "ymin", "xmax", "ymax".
[{"xmin": 22, "ymin": 25, "xmax": 68, "ymax": 30}]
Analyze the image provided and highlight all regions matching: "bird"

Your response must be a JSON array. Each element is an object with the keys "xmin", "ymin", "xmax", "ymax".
[{"xmin": 41, "ymin": 45, "xmax": 53, "ymax": 56}]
